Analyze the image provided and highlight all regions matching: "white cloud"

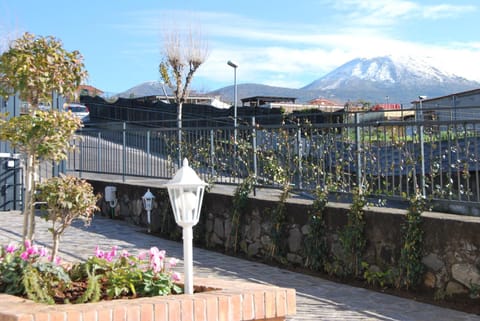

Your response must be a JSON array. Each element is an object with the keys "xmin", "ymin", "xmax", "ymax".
[{"xmin": 115, "ymin": 5, "xmax": 480, "ymax": 89}]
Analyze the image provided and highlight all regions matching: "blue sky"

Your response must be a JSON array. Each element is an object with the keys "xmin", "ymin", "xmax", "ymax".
[{"xmin": 1, "ymin": 0, "xmax": 479, "ymax": 95}]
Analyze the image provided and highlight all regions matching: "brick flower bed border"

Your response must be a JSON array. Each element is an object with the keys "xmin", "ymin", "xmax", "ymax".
[{"xmin": 0, "ymin": 277, "xmax": 296, "ymax": 321}]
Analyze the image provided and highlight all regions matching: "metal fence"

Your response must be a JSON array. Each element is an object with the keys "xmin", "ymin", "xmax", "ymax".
[{"xmin": 66, "ymin": 108, "xmax": 480, "ymax": 210}]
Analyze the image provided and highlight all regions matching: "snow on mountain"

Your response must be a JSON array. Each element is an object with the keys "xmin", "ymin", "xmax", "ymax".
[{"xmin": 303, "ymin": 55, "xmax": 465, "ymax": 91}]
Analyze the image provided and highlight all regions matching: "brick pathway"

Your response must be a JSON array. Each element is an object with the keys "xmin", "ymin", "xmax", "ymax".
[{"xmin": 1, "ymin": 211, "xmax": 479, "ymax": 321}]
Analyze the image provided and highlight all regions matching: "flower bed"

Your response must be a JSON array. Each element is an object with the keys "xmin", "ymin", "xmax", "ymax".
[{"xmin": 0, "ymin": 277, "xmax": 296, "ymax": 321}]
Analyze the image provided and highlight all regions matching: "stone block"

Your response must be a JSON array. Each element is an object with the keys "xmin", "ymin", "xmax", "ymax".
[{"xmin": 452, "ymin": 263, "xmax": 480, "ymax": 288}]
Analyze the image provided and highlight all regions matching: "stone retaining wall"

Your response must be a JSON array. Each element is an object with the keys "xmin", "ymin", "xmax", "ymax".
[{"xmin": 90, "ymin": 180, "xmax": 480, "ymax": 297}]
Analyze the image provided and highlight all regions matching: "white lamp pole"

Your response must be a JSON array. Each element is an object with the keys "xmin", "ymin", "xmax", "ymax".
[
  {"xmin": 142, "ymin": 189, "xmax": 155, "ymax": 233},
  {"xmin": 164, "ymin": 159, "xmax": 207, "ymax": 295},
  {"xmin": 227, "ymin": 60, "xmax": 238, "ymax": 146}
]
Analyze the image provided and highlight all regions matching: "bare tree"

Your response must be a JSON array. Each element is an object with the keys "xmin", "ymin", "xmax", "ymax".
[{"xmin": 159, "ymin": 28, "xmax": 208, "ymax": 165}]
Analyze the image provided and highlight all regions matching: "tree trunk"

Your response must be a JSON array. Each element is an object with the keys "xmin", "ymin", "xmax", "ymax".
[
  {"xmin": 177, "ymin": 101, "xmax": 183, "ymax": 167},
  {"xmin": 51, "ymin": 233, "xmax": 60, "ymax": 262},
  {"xmin": 23, "ymin": 154, "xmax": 36, "ymax": 242}
]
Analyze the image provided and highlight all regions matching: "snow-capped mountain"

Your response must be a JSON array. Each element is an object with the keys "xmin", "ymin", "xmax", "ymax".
[
  {"xmin": 119, "ymin": 56, "xmax": 480, "ymax": 105},
  {"xmin": 300, "ymin": 55, "xmax": 479, "ymax": 103}
]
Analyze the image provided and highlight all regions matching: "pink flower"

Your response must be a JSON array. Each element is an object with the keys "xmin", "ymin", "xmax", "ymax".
[
  {"xmin": 5, "ymin": 243, "xmax": 16, "ymax": 253},
  {"xmin": 138, "ymin": 251, "xmax": 147, "ymax": 260},
  {"xmin": 149, "ymin": 246, "xmax": 160, "ymax": 258},
  {"xmin": 24, "ymin": 240, "xmax": 31, "ymax": 249},
  {"xmin": 38, "ymin": 246, "xmax": 48, "ymax": 257},
  {"xmin": 121, "ymin": 250, "xmax": 130, "ymax": 258},
  {"xmin": 55, "ymin": 256, "xmax": 62, "ymax": 265},
  {"xmin": 95, "ymin": 246, "xmax": 104, "ymax": 259},
  {"xmin": 20, "ymin": 251, "xmax": 29, "ymax": 261},
  {"xmin": 109, "ymin": 246, "xmax": 118, "ymax": 258},
  {"xmin": 148, "ymin": 247, "xmax": 166, "ymax": 273},
  {"xmin": 27, "ymin": 245, "xmax": 41, "ymax": 256},
  {"xmin": 171, "ymin": 272, "xmax": 181, "ymax": 282},
  {"xmin": 168, "ymin": 257, "xmax": 179, "ymax": 268}
]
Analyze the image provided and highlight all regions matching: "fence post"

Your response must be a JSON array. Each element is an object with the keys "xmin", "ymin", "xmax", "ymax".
[
  {"xmin": 97, "ymin": 132, "xmax": 101, "ymax": 173},
  {"xmin": 252, "ymin": 117, "xmax": 257, "ymax": 196},
  {"xmin": 146, "ymin": 130, "xmax": 151, "ymax": 177},
  {"xmin": 210, "ymin": 129, "xmax": 215, "ymax": 177},
  {"xmin": 297, "ymin": 122, "xmax": 303, "ymax": 190},
  {"xmin": 419, "ymin": 103, "xmax": 426, "ymax": 197},
  {"xmin": 79, "ymin": 135, "xmax": 83, "ymax": 179},
  {"xmin": 355, "ymin": 113, "xmax": 362, "ymax": 192},
  {"xmin": 122, "ymin": 122, "xmax": 126, "ymax": 182}
]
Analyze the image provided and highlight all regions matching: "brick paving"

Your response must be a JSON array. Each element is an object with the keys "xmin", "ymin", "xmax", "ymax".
[{"xmin": 1, "ymin": 211, "xmax": 479, "ymax": 321}]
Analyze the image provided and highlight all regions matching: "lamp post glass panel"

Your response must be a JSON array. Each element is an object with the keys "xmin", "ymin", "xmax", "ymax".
[
  {"xmin": 227, "ymin": 60, "xmax": 238, "ymax": 146},
  {"xmin": 142, "ymin": 189, "xmax": 155, "ymax": 233},
  {"xmin": 164, "ymin": 158, "xmax": 207, "ymax": 295}
]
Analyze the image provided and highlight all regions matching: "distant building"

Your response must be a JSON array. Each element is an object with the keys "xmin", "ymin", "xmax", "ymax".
[
  {"xmin": 371, "ymin": 103, "xmax": 402, "ymax": 111},
  {"xmin": 241, "ymin": 96, "xmax": 297, "ymax": 108},
  {"xmin": 78, "ymin": 85, "xmax": 104, "ymax": 98},
  {"xmin": 411, "ymin": 88, "xmax": 480, "ymax": 121},
  {"xmin": 241, "ymin": 96, "xmax": 344, "ymax": 113},
  {"xmin": 307, "ymin": 98, "xmax": 344, "ymax": 112},
  {"xmin": 138, "ymin": 94, "xmax": 231, "ymax": 109}
]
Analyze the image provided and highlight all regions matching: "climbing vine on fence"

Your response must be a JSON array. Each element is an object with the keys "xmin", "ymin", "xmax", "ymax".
[
  {"xmin": 303, "ymin": 184, "xmax": 329, "ymax": 271},
  {"xmin": 397, "ymin": 190, "xmax": 426, "ymax": 289},
  {"xmin": 228, "ymin": 174, "xmax": 255, "ymax": 253}
]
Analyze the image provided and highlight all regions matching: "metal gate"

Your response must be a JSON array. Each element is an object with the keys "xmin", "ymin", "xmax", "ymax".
[{"xmin": 0, "ymin": 153, "xmax": 23, "ymax": 211}]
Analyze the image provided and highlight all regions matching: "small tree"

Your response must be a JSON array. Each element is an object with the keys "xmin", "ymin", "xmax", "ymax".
[
  {"xmin": 0, "ymin": 32, "xmax": 87, "ymax": 107},
  {"xmin": 37, "ymin": 175, "xmax": 99, "ymax": 261},
  {"xmin": 0, "ymin": 110, "xmax": 82, "ymax": 241},
  {"xmin": 0, "ymin": 32, "xmax": 87, "ymax": 242},
  {"xmin": 159, "ymin": 28, "xmax": 208, "ymax": 165}
]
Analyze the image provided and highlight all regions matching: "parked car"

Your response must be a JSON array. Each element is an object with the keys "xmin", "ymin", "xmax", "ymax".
[
  {"xmin": 64, "ymin": 103, "xmax": 90, "ymax": 123},
  {"xmin": 38, "ymin": 102, "xmax": 51, "ymax": 111}
]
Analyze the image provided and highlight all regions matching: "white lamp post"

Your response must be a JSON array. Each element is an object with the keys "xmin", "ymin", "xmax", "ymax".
[
  {"xmin": 227, "ymin": 60, "xmax": 238, "ymax": 146},
  {"xmin": 142, "ymin": 189, "xmax": 155, "ymax": 233},
  {"xmin": 163, "ymin": 158, "xmax": 207, "ymax": 295}
]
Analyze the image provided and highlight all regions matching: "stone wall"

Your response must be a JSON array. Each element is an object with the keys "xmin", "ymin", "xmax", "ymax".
[{"xmin": 89, "ymin": 180, "xmax": 480, "ymax": 296}]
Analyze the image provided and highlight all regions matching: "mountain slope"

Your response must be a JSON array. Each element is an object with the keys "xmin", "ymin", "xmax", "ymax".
[
  {"xmin": 117, "ymin": 56, "xmax": 480, "ymax": 105},
  {"xmin": 301, "ymin": 56, "xmax": 479, "ymax": 103}
]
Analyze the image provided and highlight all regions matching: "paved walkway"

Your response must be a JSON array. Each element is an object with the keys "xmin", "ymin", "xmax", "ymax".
[{"xmin": 1, "ymin": 211, "xmax": 479, "ymax": 321}]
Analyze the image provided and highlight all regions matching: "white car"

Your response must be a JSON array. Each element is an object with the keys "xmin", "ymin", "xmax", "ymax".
[{"xmin": 65, "ymin": 103, "xmax": 90, "ymax": 122}]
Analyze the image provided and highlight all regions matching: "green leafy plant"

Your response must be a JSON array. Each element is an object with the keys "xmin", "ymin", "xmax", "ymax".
[
  {"xmin": 37, "ymin": 175, "xmax": 100, "ymax": 261},
  {"xmin": 0, "ymin": 243, "xmax": 182, "ymax": 304},
  {"xmin": 397, "ymin": 190, "xmax": 426, "ymax": 289},
  {"xmin": 336, "ymin": 187, "xmax": 367, "ymax": 278},
  {"xmin": 228, "ymin": 174, "xmax": 255, "ymax": 253},
  {"xmin": 303, "ymin": 184, "xmax": 329, "ymax": 271},
  {"xmin": 0, "ymin": 32, "xmax": 87, "ymax": 242},
  {"xmin": 361, "ymin": 262, "xmax": 394, "ymax": 288},
  {"xmin": 0, "ymin": 240, "xmax": 66, "ymax": 303}
]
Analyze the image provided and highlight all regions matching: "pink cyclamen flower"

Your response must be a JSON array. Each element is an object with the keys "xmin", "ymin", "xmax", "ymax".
[
  {"xmin": 168, "ymin": 257, "xmax": 179, "ymax": 268},
  {"xmin": 149, "ymin": 246, "xmax": 160, "ymax": 258},
  {"xmin": 38, "ymin": 246, "xmax": 48, "ymax": 257},
  {"xmin": 95, "ymin": 245, "xmax": 104, "ymax": 259},
  {"xmin": 121, "ymin": 250, "xmax": 130, "ymax": 258},
  {"xmin": 138, "ymin": 251, "xmax": 147, "ymax": 260},
  {"xmin": 26, "ymin": 245, "xmax": 38, "ymax": 256},
  {"xmin": 150, "ymin": 253, "xmax": 163, "ymax": 273},
  {"xmin": 20, "ymin": 251, "xmax": 29, "ymax": 261},
  {"xmin": 24, "ymin": 239, "xmax": 32, "ymax": 249},
  {"xmin": 109, "ymin": 246, "xmax": 118, "ymax": 258},
  {"xmin": 5, "ymin": 243, "xmax": 16, "ymax": 253},
  {"xmin": 171, "ymin": 272, "xmax": 181, "ymax": 282}
]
